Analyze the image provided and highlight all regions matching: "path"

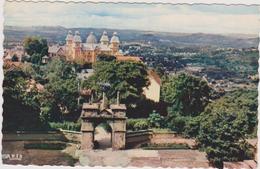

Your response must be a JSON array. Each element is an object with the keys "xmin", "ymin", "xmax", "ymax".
[
  {"xmin": 78, "ymin": 149, "xmax": 210, "ymax": 167},
  {"xmin": 94, "ymin": 126, "xmax": 112, "ymax": 150}
]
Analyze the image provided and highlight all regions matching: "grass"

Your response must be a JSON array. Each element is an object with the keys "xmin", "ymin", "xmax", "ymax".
[{"xmin": 141, "ymin": 143, "xmax": 190, "ymax": 150}]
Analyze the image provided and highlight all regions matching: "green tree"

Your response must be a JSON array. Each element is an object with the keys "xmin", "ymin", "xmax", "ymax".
[
  {"xmin": 31, "ymin": 53, "xmax": 42, "ymax": 65},
  {"xmin": 23, "ymin": 37, "xmax": 48, "ymax": 64},
  {"xmin": 161, "ymin": 73, "xmax": 211, "ymax": 116},
  {"xmin": 3, "ymin": 64, "xmax": 48, "ymax": 131},
  {"xmin": 148, "ymin": 111, "xmax": 165, "ymax": 128},
  {"xmin": 195, "ymin": 89, "xmax": 257, "ymax": 168},
  {"xmin": 84, "ymin": 61, "xmax": 149, "ymax": 107},
  {"xmin": 197, "ymin": 110, "xmax": 253, "ymax": 168},
  {"xmin": 96, "ymin": 54, "xmax": 116, "ymax": 62},
  {"xmin": 42, "ymin": 57, "xmax": 79, "ymax": 121}
]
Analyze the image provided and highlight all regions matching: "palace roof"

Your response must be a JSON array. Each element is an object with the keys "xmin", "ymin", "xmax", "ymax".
[{"xmin": 86, "ymin": 32, "xmax": 97, "ymax": 44}]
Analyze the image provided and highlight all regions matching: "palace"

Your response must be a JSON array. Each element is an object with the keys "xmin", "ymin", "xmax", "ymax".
[{"xmin": 49, "ymin": 30, "xmax": 140, "ymax": 63}]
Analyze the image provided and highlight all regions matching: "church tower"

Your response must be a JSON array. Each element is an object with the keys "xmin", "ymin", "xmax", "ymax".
[
  {"xmin": 66, "ymin": 30, "xmax": 73, "ymax": 46},
  {"xmin": 110, "ymin": 32, "xmax": 120, "ymax": 55},
  {"xmin": 100, "ymin": 31, "xmax": 109, "ymax": 46},
  {"xmin": 72, "ymin": 31, "xmax": 82, "ymax": 59},
  {"xmin": 65, "ymin": 30, "xmax": 74, "ymax": 59}
]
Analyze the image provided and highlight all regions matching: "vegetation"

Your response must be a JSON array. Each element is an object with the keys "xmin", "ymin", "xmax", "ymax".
[
  {"xmin": 83, "ymin": 61, "xmax": 149, "ymax": 107},
  {"xmin": 41, "ymin": 58, "xmax": 80, "ymax": 122},
  {"xmin": 3, "ymin": 63, "xmax": 48, "ymax": 131},
  {"xmin": 162, "ymin": 73, "xmax": 211, "ymax": 116},
  {"xmin": 147, "ymin": 111, "xmax": 165, "ymax": 128},
  {"xmin": 192, "ymin": 89, "xmax": 257, "ymax": 168},
  {"xmin": 3, "ymin": 57, "xmax": 81, "ymax": 131},
  {"xmin": 197, "ymin": 111, "xmax": 254, "ymax": 168},
  {"xmin": 49, "ymin": 121, "xmax": 81, "ymax": 131},
  {"xmin": 126, "ymin": 118, "xmax": 149, "ymax": 131},
  {"xmin": 23, "ymin": 37, "xmax": 48, "ymax": 56}
]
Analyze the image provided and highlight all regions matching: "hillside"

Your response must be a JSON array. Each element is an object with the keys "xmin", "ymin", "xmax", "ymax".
[{"xmin": 4, "ymin": 26, "xmax": 258, "ymax": 48}]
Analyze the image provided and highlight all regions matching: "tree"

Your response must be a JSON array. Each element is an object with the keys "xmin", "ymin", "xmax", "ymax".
[
  {"xmin": 148, "ymin": 110, "xmax": 165, "ymax": 128},
  {"xmin": 31, "ymin": 53, "xmax": 42, "ymax": 65},
  {"xmin": 42, "ymin": 57, "xmax": 79, "ymax": 121},
  {"xmin": 23, "ymin": 37, "xmax": 48, "ymax": 64},
  {"xmin": 195, "ymin": 89, "xmax": 257, "ymax": 168},
  {"xmin": 3, "ymin": 64, "xmax": 48, "ymax": 131},
  {"xmin": 161, "ymin": 73, "xmax": 211, "ymax": 116},
  {"xmin": 197, "ymin": 110, "xmax": 253, "ymax": 168},
  {"xmin": 96, "ymin": 54, "xmax": 116, "ymax": 62},
  {"xmin": 84, "ymin": 61, "xmax": 149, "ymax": 107}
]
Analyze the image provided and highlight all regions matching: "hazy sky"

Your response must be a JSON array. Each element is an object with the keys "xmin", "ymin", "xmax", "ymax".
[{"xmin": 4, "ymin": 2, "xmax": 260, "ymax": 34}]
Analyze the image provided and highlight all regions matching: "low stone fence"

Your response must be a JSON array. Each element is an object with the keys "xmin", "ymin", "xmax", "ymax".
[
  {"xmin": 3, "ymin": 130, "xmax": 196, "ymax": 149},
  {"xmin": 59, "ymin": 129, "xmax": 82, "ymax": 143},
  {"xmin": 125, "ymin": 130, "xmax": 196, "ymax": 149},
  {"xmin": 2, "ymin": 130, "xmax": 82, "ymax": 143},
  {"xmin": 151, "ymin": 132, "xmax": 196, "ymax": 148},
  {"xmin": 2, "ymin": 131, "xmax": 66, "ymax": 142},
  {"xmin": 126, "ymin": 130, "xmax": 153, "ymax": 148}
]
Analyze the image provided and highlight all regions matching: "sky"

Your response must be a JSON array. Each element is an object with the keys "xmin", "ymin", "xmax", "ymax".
[{"xmin": 4, "ymin": 2, "xmax": 260, "ymax": 34}]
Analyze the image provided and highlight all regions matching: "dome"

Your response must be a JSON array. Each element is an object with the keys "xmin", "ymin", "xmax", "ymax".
[
  {"xmin": 73, "ymin": 31, "xmax": 82, "ymax": 43},
  {"xmin": 100, "ymin": 31, "xmax": 109, "ymax": 43},
  {"xmin": 110, "ymin": 32, "xmax": 120, "ymax": 43},
  {"xmin": 65, "ymin": 30, "xmax": 73, "ymax": 41},
  {"xmin": 86, "ymin": 32, "xmax": 97, "ymax": 44}
]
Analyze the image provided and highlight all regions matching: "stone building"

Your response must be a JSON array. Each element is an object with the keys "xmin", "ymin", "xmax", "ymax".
[{"xmin": 63, "ymin": 30, "xmax": 121, "ymax": 63}]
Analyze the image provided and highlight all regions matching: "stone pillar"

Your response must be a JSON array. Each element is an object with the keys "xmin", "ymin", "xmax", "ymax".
[
  {"xmin": 81, "ymin": 120, "xmax": 94, "ymax": 150},
  {"xmin": 81, "ymin": 103, "xmax": 99, "ymax": 150},
  {"xmin": 112, "ymin": 119, "xmax": 126, "ymax": 150}
]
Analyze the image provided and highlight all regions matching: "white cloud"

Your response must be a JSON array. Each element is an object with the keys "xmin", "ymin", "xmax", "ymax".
[{"xmin": 4, "ymin": 2, "xmax": 260, "ymax": 34}]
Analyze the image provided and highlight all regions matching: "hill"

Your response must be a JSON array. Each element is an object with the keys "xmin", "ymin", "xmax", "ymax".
[{"xmin": 4, "ymin": 26, "xmax": 258, "ymax": 48}]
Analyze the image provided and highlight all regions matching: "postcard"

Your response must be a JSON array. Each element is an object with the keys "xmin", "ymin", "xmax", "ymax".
[{"xmin": 1, "ymin": 0, "xmax": 259, "ymax": 168}]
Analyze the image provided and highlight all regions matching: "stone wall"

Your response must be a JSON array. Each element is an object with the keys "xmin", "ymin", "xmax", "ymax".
[
  {"xmin": 60, "ymin": 129, "xmax": 82, "ymax": 143},
  {"xmin": 126, "ymin": 130, "xmax": 196, "ymax": 149},
  {"xmin": 151, "ymin": 132, "xmax": 196, "ymax": 148},
  {"xmin": 2, "ymin": 131, "xmax": 66, "ymax": 142},
  {"xmin": 3, "ymin": 130, "xmax": 82, "ymax": 143},
  {"xmin": 126, "ymin": 130, "xmax": 153, "ymax": 148}
]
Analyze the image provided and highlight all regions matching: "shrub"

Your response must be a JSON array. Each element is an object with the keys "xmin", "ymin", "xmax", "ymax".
[
  {"xmin": 166, "ymin": 114, "xmax": 187, "ymax": 133},
  {"xmin": 127, "ymin": 118, "xmax": 149, "ymax": 131},
  {"xmin": 148, "ymin": 111, "xmax": 165, "ymax": 128},
  {"xmin": 49, "ymin": 121, "xmax": 81, "ymax": 131},
  {"xmin": 197, "ymin": 110, "xmax": 254, "ymax": 168},
  {"xmin": 183, "ymin": 116, "xmax": 201, "ymax": 138}
]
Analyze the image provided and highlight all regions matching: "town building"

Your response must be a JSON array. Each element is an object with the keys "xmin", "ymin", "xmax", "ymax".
[{"xmin": 48, "ymin": 31, "xmax": 125, "ymax": 63}]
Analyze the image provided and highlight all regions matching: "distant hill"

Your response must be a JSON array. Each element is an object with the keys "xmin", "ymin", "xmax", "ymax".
[{"xmin": 4, "ymin": 26, "xmax": 258, "ymax": 48}]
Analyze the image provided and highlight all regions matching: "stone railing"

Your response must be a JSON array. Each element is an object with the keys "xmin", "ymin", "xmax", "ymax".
[
  {"xmin": 2, "ymin": 130, "xmax": 82, "ymax": 143},
  {"xmin": 125, "ymin": 130, "xmax": 153, "ymax": 148},
  {"xmin": 125, "ymin": 130, "xmax": 196, "ymax": 149}
]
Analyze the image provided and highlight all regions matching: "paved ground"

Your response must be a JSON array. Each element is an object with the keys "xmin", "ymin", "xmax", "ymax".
[
  {"xmin": 2, "ymin": 141, "xmax": 77, "ymax": 166},
  {"xmin": 78, "ymin": 149, "xmax": 210, "ymax": 167},
  {"xmin": 94, "ymin": 126, "xmax": 112, "ymax": 149}
]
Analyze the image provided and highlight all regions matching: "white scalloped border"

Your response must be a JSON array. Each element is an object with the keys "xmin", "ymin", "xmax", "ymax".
[{"xmin": 0, "ymin": 1, "xmax": 259, "ymax": 169}]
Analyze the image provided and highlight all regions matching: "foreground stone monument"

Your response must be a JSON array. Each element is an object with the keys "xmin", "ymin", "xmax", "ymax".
[{"xmin": 81, "ymin": 91, "xmax": 127, "ymax": 150}]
